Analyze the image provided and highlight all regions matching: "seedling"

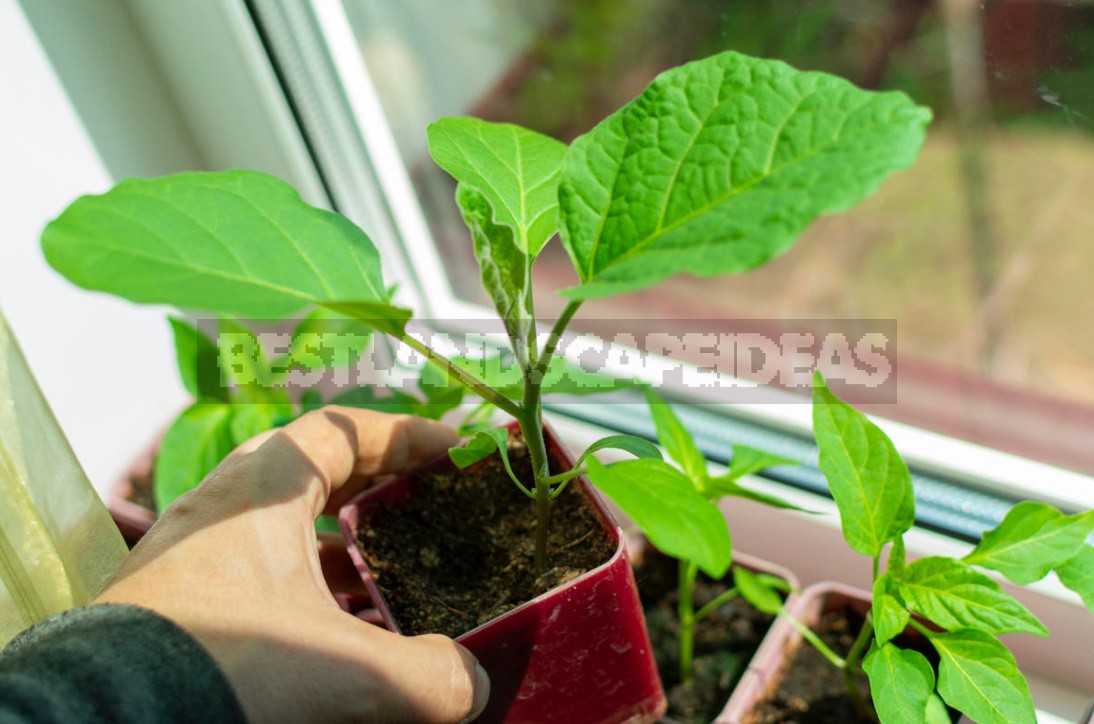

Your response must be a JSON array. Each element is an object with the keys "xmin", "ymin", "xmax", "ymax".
[
  {"xmin": 42, "ymin": 51, "xmax": 929, "ymax": 573},
  {"xmin": 586, "ymin": 388, "xmax": 804, "ymax": 686},
  {"xmin": 751, "ymin": 372, "xmax": 1094, "ymax": 723}
]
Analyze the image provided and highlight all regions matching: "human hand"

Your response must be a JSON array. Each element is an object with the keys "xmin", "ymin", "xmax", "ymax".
[{"xmin": 96, "ymin": 407, "xmax": 489, "ymax": 723}]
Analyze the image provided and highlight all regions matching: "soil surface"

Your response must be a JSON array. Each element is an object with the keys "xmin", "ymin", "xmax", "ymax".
[
  {"xmin": 635, "ymin": 551, "xmax": 776, "ymax": 724},
  {"xmin": 354, "ymin": 437, "xmax": 615, "ymax": 637},
  {"xmin": 748, "ymin": 607, "xmax": 951, "ymax": 723}
]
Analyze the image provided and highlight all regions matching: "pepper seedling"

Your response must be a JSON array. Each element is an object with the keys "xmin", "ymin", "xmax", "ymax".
[
  {"xmin": 42, "ymin": 51, "xmax": 929, "ymax": 572},
  {"xmin": 751, "ymin": 372, "xmax": 1094, "ymax": 723},
  {"xmin": 586, "ymin": 388, "xmax": 806, "ymax": 687}
]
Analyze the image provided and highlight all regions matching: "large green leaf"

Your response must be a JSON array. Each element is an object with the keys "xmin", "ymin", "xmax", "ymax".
[
  {"xmin": 168, "ymin": 317, "xmax": 226, "ymax": 400},
  {"xmin": 898, "ymin": 557, "xmax": 1048, "ymax": 636},
  {"xmin": 279, "ymin": 308, "xmax": 374, "ymax": 372},
  {"xmin": 557, "ymin": 51, "xmax": 930, "ymax": 300},
  {"xmin": 812, "ymin": 372, "xmax": 915, "ymax": 556},
  {"xmin": 1057, "ymin": 544, "xmax": 1094, "ymax": 613},
  {"xmin": 862, "ymin": 642, "xmax": 935, "ymax": 724},
  {"xmin": 963, "ymin": 502, "xmax": 1094, "ymax": 585},
  {"xmin": 586, "ymin": 457, "xmax": 730, "ymax": 577},
  {"xmin": 320, "ymin": 301, "xmax": 413, "ymax": 340},
  {"xmin": 42, "ymin": 170, "xmax": 388, "ymax": 317},
  {"xmin": 931, "ymin": 630, "xmax": 1035, "ymax": 724},
  {"xmin": 428, "ymin": 117, "xmax": 566, "ymax": 257},
  {"xmin": 152, "ymin": 403, "xmax": 236, "ymax": 513},
  {"xmin": 455, "ymin": 185, "xmax": 532, "ymax": 362}
]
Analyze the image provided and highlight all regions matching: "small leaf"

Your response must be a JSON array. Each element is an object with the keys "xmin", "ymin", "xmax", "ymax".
[
  {"xmin": 573, "ymin": 435, "xmax": 662, "ymax": 468},
  {"xmin": 872, "ymin": 572, "xmax": 911, "ymax": 646},
  {"xmin": 428, "ymin": 117, "xmax": 567, "ymax": 258},
  {"xmin": 898, "ymin": 557, "xmax": 1048, "ymax": 636},
  {"xmin": 733, "ymin": 567, "xmax": 783, "ymax": 615},
  {"xmin": 217, "ymin": 318, "xmax": 285, "ymax": 405},
  {"xmin": 42, "ymin": 170, "xmax": 389, "ymax": 318},
  {"xmin": 153, "ymin": 403, "xmax": 235, "ymax": 513},
  {"xmin": 1056, "ymin": 544, "xmax": 1094, "ymax": 614},
  {"xmin": 862, "ymin": 642, "xmax": 934, "ymax": 724},
  {"xmin": 963, "ymin": 502, "xmax": 1094, "ymax": 585},
  {"xmin": 643, "ymin": 388, "xmax": 706, "ymax": 482},
  {"xmin": 455, "ymin": 185, "xmax": 532, "ymax": 364},
  {"xmin": 320, "ymin": 301, "xmax": 413, "ymax": 340},
  {"xmin": 557, "ymin": 51, "xmax": 930, "ymax": 300},
  {"xmin": 888, "ymin": 537, "xmax": 907, "ymax": 578},
  {"xmin": 449, "ymin": 428, "xmax": 529, "ymax": 496},
  {"xmin": 168, "ymin": 317, "xmax": 226, "ymax": 400},
  {"xmin": 705, "ymin": 477, "xmax": 812, "ymax": 512},
  {"xmin": 283, "ymin": 308, "xmax": 374, "ymax": 372},
  {"xmin": 813, "ymin": 372, "xmax": 915, "ymax": 556},
  {"xmin": 725, "ymin": 444, "xmax": 798, "ymax": 481},
  {"xmin": 586, "ymin": 457, "xmax": 730, "ymax": 577},
  {"xmin": 931, "ymin": 629, "xmax": 1035, "ymax": 724}
]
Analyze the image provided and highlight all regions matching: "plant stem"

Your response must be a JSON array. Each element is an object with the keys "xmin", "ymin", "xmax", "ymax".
[
  {"xmin": 397, "ymin": 333, "xmax": 522, "ymax": 417},
  {"xmin": 534, "ymin": 300, "xmax": 582, "ymax": 379},
  {"xmin": 694, "ymin": 586, "xmax": 739, "ymax": 624},
  {"xmin": 519, "ymin": 363, "xmax": 551, "ymax": 576},
  {"xmin": 842, "ymin": 615, "xmax": 875, "ymax": 720},
  {"xmin": 782, "ymin": 611, "xmax": 847, "ymax": 669},
  {"xmin": 678, "ymin": 559, "xmax": 699, "ymax": 686}
]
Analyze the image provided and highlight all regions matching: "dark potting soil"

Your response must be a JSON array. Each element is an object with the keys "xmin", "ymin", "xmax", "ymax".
[
  {"xmin": 747, "ymin": 607, "xmax": 952, "ymax": 724},
  {"xmin": 354, "ymin": 438, "xmax": 616, "ymax": 638},
  {"xmin": 635, "ymin": 551, "xmax": 776, "ymax": 724}
]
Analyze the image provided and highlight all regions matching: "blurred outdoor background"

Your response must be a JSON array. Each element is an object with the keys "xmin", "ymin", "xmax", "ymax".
[{"xmin": 344, "ymin": 0, "xmax": 1094, "ymax": 476}]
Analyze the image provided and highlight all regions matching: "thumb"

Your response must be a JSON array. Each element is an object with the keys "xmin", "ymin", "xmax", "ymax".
[{"xmin": 349, "ymin": 626, "xmax": 490, "ymax": 723}]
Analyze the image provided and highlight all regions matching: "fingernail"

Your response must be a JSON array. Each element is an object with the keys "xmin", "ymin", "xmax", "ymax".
[{"xmin": 461, "ymin": 662, "xmax": 490, "ymax": 723}]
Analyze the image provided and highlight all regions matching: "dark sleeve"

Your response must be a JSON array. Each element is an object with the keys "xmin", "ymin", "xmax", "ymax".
[{"xmin": 0, "ymin": 604, "xmax": 246, "ymax": 724}]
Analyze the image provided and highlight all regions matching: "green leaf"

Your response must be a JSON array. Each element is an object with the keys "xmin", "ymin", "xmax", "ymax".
[
  {"xmin": 455, "ymin": 185, "xmax": 532, "ymax": 363},
  {"xmin": 888, "ymin": 537, "xmax": 907, "ymax": 577},
  {"xmin": 217, "ymin": 318, "xmax": 287, "ymax": 405},
  {"xmin": 428, "ymin": 117, "xmax": 567, "ymax": 258},
  {"xmin": 898, "ymin": 557, "xmax": 1048, "ymax": 636},
  {"xmin": 924, "ymin": 694, "xmax": 951, "ymax": 724},
  {"xmin": 320, "ymin": 301, "xmax": 413, "ymax": 340},
  {"xmin": 862, "ymin": 642, "xmax": 934, "ymax": 724},
  {"xmin": 963, "ymin": 502, "xmax": 1094, "ymax": 585},
  {"xmin": 42, "ymin": 170, "xmax": 389, "ymax": 318},
  {"xmin": 733, "ymin": 566, "xmax": 782, "ymax": 615},
  {"xmin": 1056, "ymin": 545, "xmax": 1094, "ymax": 613},
  {"xmin": 330, "ymin": 386, "xmax": 424, "ymax": 415},
  {"xmin": 643, "ymin": 388, "xmax": 706, "ymax": 482},
  {"xmin": 228, "ymin": 403, "xmax": 288, "ymax": 448},
  {"xmin": 152, "ymin": 403, "xmax": 235, "ymax": 513},
  {"xmin": 931, "ymin": 629, "xmax": 1035, "ymax": 724},
  {"xmin": 299, "ymin": 389, "xmax": 324, "ymax": 413},
  {"xmin": 419, "ymin": 362, "xmax": 467, "ymax": 412},
  {"xmin": 281, "ymin": 308, "xmax": 374, "ymax": 372},
  {"xmin": 573, "ymin": 435, "xmax": 663, "ymax": 468},
  {"xmin": 703, "ymin": 476, "xmax": 813, "ymax": 512},
  {"xmin": 812, "ymin": 372, "xmax": 915, "ymax": 556},
  {"xmin": 168, "ymin": 317, "xmax": 226, "ymax": 400},
  {"xmin": 586, "ymin": 457, "xmax": 730, "ymax": 577},
  {"xmin": 724, "ymin": 444, "xmax": 797, "ymax": 481},
  {"xmin": 872, "ymin": 572, "xmax": 910, "ymax": 646},
  {"xmin": 557, "ymin": 51, "xmax": 931, "ymax": 300},
  {"xmin": 448, "ymin": 428, "xmax": 530, "ymax": 496}
]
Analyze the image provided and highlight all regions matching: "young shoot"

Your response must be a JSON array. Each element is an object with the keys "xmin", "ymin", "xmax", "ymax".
[
  {"xmin": 586, "ymin": 388, "xmax": 804, "ymax": 686},
  {"xmin": 41, "ymin": 51, "xmax": 929, "ymax": 574},
  {"xmin": 794, "ymin": 372, "xmax": 1094, "ymax": 723}
]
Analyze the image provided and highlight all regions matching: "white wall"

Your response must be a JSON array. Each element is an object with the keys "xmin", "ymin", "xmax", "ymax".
[{"xmin": 0, "ymin": 0, "xmax": 187, "ymax": 496}]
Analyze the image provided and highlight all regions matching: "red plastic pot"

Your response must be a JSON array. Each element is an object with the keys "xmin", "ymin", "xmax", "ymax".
[
  {"xmin": 339, "ymin": 423, "xmax": 666, "ymax": 724},
  {"xmin": 109, "ymin": 443, "xmax": 158, "ymax": 546}
]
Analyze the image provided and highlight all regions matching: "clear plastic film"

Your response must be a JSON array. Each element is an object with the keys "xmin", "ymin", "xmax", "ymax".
[{"xmin": 0, "ymin": 310, "xmax": 127, "ymax": 645}]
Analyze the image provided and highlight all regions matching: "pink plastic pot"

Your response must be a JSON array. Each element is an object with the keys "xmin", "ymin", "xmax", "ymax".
[
  {"xmin": 627, "ymin": 538, "xmax": 800, "ymax": 724},
  {"xmin": 339, "ymin": 423, "xmax": 666, "ymax": 724}
]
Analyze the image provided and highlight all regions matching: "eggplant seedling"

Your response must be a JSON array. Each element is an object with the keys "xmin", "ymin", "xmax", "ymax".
[{"xmin": 41, "ymin": 51, "xmax": 929, "ymax": 573}]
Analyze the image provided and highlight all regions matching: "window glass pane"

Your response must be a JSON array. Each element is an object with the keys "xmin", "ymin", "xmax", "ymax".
[{"xmin": 341, "ymin": 0, "xmax": 1094, "ymax": 476}]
